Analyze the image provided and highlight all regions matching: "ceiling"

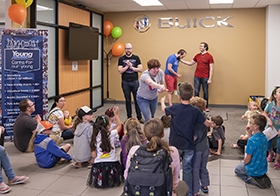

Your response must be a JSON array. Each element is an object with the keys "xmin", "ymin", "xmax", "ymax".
[
  {"xmin": 0, "ymin": 0, "xmax": 280, "ymax": 19},
  {"xmin": 72, "ymin": 0, "xmax": 280, "ymax": 12}
]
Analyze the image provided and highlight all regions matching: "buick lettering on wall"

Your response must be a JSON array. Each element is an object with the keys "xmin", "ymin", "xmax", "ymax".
[
  {"xmin": 158, "ymin": 16, "xmax": 233, "ymax": 28},
  {"xmin": 133, "ymin": 15, "xmax": 151, "ymax": 33}
]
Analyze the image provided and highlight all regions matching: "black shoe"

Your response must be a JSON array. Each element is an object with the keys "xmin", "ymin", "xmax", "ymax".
[
  {"xmin": 250, "ymin": 174, "xmax": 271, "ymax": 189},
  {"xmin": 200, "ymin": 186, "xmax": 209, "ymax": 193}
]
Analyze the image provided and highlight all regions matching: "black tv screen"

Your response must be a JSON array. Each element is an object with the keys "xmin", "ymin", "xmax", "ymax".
[{"xmin": 68, "ymin": 22, "xmax": 99, "ymax": 60}]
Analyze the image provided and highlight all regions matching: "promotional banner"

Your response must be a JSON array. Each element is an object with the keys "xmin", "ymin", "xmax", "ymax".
[{"xmin": 0, "ymin": 29, "xmax": 48, "ymax": 136}]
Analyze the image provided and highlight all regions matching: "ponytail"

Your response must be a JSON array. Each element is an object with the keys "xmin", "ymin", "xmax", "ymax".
[
  {"xmin": 72, "ymin": 116, "xmax": 82, "ymax": 133},
  {"xmin": 144, "ymin": 118, "xmax": 170, "ymax": 153}
]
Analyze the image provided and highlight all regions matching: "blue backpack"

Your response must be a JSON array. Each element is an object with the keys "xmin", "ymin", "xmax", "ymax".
[{"xmin": 123, "ymin": 145, "xmax": 173, "ymax": 196}]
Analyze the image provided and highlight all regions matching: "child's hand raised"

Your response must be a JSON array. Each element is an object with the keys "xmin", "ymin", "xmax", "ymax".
[{"xmin": 113, "ymin": 106, "xmax": 119, "ymax": 116}]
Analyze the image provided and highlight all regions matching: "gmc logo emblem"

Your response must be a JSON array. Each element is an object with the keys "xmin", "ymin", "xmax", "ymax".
[{"xmin": 158, "ymin": 16, "xmax": 233, "ymax": 28}]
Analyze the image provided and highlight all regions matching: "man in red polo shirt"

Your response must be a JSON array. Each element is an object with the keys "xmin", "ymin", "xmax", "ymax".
[{"xmin": 181, "ymin": 42, "xmax": 214, "ymax": 112}]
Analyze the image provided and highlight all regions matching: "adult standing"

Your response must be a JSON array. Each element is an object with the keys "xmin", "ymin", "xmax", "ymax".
[
  {"xmin": 118, "ymin": 43, "xmax": 144, "ymax": 123},
  {"xmin": 47, "ymin": 96, "xmax": 74, "ymax": 140},
  {"xmin": 13, "ymin": 98, "xmax": 41, "ymax": 152},
  {"xmin": 165, "ymin": 49, "xmax": 187, "ymax": 106},
  {"xmin": 181, "ymin": 42, "xmax": 214, "ymax": 111},
  {"xmin": 136, "ymin": 59, "xmax": 166, "ymax": 122}
]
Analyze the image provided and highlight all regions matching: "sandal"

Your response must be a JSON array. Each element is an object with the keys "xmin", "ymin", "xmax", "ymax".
[
  {"xmin": 231, "ymin": 144, "xmax": 239, "ymax": 149},
  {"xmin": 0, "ymin": 185, "xmax": 11, "ymax": 194},
  {"xmin": 274, "ymin": 162, "xmax": 280, "ymax": 169},
  {"xmin": 71, "ymin": 162, "xmax": 82, "ymax": 168},
  {"xmin": 8, "ymin": 176, "xmax": 29, "ymax": 185},
  {"xmin": 267, "ymin": 152, "xmax": 275, "ymax": 162}
]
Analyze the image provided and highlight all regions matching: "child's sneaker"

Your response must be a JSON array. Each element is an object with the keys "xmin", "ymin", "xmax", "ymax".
[{"xmin": 200, "ymin": 186, "xmax": 209, "ymax": 193}]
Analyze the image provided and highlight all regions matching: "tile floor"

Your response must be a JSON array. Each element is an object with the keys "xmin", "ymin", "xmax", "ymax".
[{"xmin": 3, "ymin": 140, "xmax": 280, "ymax": 196}]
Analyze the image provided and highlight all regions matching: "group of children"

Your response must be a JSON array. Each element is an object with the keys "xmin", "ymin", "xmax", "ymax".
[
  {"xmin": 33, "ymin": 105, "xmax": 125, "ymax": 188},
  {"xmin": 30, "ymin": 83, "xmax": 280, "ymax": 195},
  {"xmin": 231, "ymin": 87, "xmax": 280, "ymax": 170}
]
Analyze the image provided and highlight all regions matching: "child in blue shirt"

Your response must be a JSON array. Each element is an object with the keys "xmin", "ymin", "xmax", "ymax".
[
  {"xmin": 234, "ymin": 114, "xmax": 271, "ymax": 189},
  {"xmin": 34, "ymin": 121, "xmax": 72, "ymax": 168}
]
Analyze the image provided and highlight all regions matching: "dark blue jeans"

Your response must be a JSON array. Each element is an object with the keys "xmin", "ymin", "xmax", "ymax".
[
  {"xmin": 62, "ymin": 128, "xmax": 74, "ymax": 140},
  {"xmin": 194, "ymin": 77, "xmax": 209, "ymax": 108},
  {"xmin": 121, "ymin": 80, "xmax": 142, "ymax": 120}
]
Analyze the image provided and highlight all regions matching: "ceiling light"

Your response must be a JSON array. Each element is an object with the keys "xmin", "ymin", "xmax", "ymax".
[
  {"xmin": 37, "ymin": 5, "xmax": 54, "ymax": 11},
  {"xmin": 209, "ymin": 0, "xmax": 234, "ymax": 4},
  {"xmin": 133, "ymin": 0, "xmax": 163, "ymax": 6}
]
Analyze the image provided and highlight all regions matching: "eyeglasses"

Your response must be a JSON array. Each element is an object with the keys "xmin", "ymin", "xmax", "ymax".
[
  {"xmin": 59, "ymin": 99, "xmax": 66, "ymax": 102},
  {"xmin": 125, "ymin": 48, "xmax": 132, "ymax": 50}
]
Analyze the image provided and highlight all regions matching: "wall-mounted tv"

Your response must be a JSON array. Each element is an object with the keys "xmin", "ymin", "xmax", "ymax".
[{"xmin": 68, "ymin": 22, "xmax": 99, "ymax": 60}]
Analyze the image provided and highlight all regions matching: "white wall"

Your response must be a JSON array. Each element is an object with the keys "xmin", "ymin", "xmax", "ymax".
[{"xmin": 266, "ymin": 5, "xmax": 280, "ymax": 97}]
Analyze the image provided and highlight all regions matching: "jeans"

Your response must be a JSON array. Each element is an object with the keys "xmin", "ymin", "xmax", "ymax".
[
  {"xmin": 194, "ymin": 77, "xmax": 209, "ymax": 108},
  {"xmin": 121, "ymin": 80, "xmax": 142, "ymax": 120},
  {"xmin": 0, "ymin": 146, "xmax": 15, "ymax": 183},
  {"xmin": 234, "ymin": 162, "xmax": 253, "ymax": 184},
  {"xmin": 192, "ymin": 148, "xmax": 210, "ymax": 194},
  {"xmin": 179, "ymin": 149, "xmax": 194, "ymax": 196},
  {"xmin": 62, "ymin": 128, "xmax": 74, "ymax": 140},
  {"xmin": 136, "ymin": 95, "xmax": 158, "ymax": 122}
]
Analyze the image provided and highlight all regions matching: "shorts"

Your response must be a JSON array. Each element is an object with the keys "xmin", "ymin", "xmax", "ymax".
[{"xmin": 165, "ymin": 74, "xmax": 177, "ymax": 92}]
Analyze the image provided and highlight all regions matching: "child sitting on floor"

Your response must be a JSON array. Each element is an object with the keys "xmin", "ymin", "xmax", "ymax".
[
  {"xmin": 120, "ymin": 118, "xmax": 147, "ymax": 170},
  {"xmin": 64, "ymin": 110, "xmax": 73, "ymax": 126},
  {"xmin": 231, "ymin": 101, "xmax": 260, "ymax": 149},
  {"xmin": 87, "ymin": 107, "xmax": 122, "ymax": 188},
  {"xmin": 34, "ymin": 121, "xmax": 72, "ymax": 168},
  {"xmin": 208, "ymin": 115, "xmax": 225, "ymax": 156},
  {"xmin": 72, "ymin": 106, "xmax": 96, "ymax": 168}
]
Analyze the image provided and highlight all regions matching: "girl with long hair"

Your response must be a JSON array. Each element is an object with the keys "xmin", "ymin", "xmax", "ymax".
[
  {"xmin": 120, "ymin": 118, "xmax": 147, "ymax": 169},
  {"xmin": 263, "ymin": 87, "xmax": 280, "ymax": 169},
  {"xmin": 87, "ymin": 107, "xmax": 122, "ymax": 188},
  {"xmin": 124, "ymin": 118, "xmax": 189, "ymax": 196}
]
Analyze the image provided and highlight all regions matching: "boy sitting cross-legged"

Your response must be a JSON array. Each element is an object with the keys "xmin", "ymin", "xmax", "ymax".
[{"xmin": 34, "ymin": 121, "xmax": 72, "ymax": 168}]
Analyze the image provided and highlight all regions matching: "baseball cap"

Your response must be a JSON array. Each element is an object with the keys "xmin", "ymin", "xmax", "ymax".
[
  {"xmin": 78, "ymin": 106, "xmax": 97, "ymax": 119},
  {"xmin": 37, "ymin": 121, "xmax": 54, "ymax": 133}
]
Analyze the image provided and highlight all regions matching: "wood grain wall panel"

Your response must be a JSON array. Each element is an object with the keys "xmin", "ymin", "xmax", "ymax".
[
  {"xmin": 58, "ymin": 29, "xmax": 90, "ymax": 93},
  {"xmin": 59, "ymin": 3, "xmax": 90, "ymax": 26},
  {"xmin": 58, "ymin": 2, "xmax": 91, "ymax": 111},
  {"xmin": 63, "ymin": 91, "xmax": 90, "ymax": 116}
]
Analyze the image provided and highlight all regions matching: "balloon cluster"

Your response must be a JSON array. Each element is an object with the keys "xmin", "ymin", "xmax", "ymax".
[
  {"xmin": 8, "ymin": 0, "xmax": 34, "ymax": 26},
  {"xmin": 104, "ymin": 20, "xmax": 124, "ymax": 56}
]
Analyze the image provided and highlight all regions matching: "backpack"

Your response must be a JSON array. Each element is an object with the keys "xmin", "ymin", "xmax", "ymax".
[{"xmin": 123, "ymin": 145, "xmax": 173, "ymax": 196}]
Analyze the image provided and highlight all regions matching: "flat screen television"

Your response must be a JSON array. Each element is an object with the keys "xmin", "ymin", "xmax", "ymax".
[{"xmin": 68, "ymin": 22, "xmax": 99, "ymax": 60}]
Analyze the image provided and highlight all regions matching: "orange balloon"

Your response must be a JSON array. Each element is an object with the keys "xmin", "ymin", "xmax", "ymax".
[
  {"xmin": 112, "ymin": 42, "xmax": 124, "ymax": 56},
  {"xmin": 8, "ymin": 4, "xmax": 27, "ymax": 25},
  {"xmin": 104, "ymin": 20, "xmax": 113, "ymax": 37}
]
